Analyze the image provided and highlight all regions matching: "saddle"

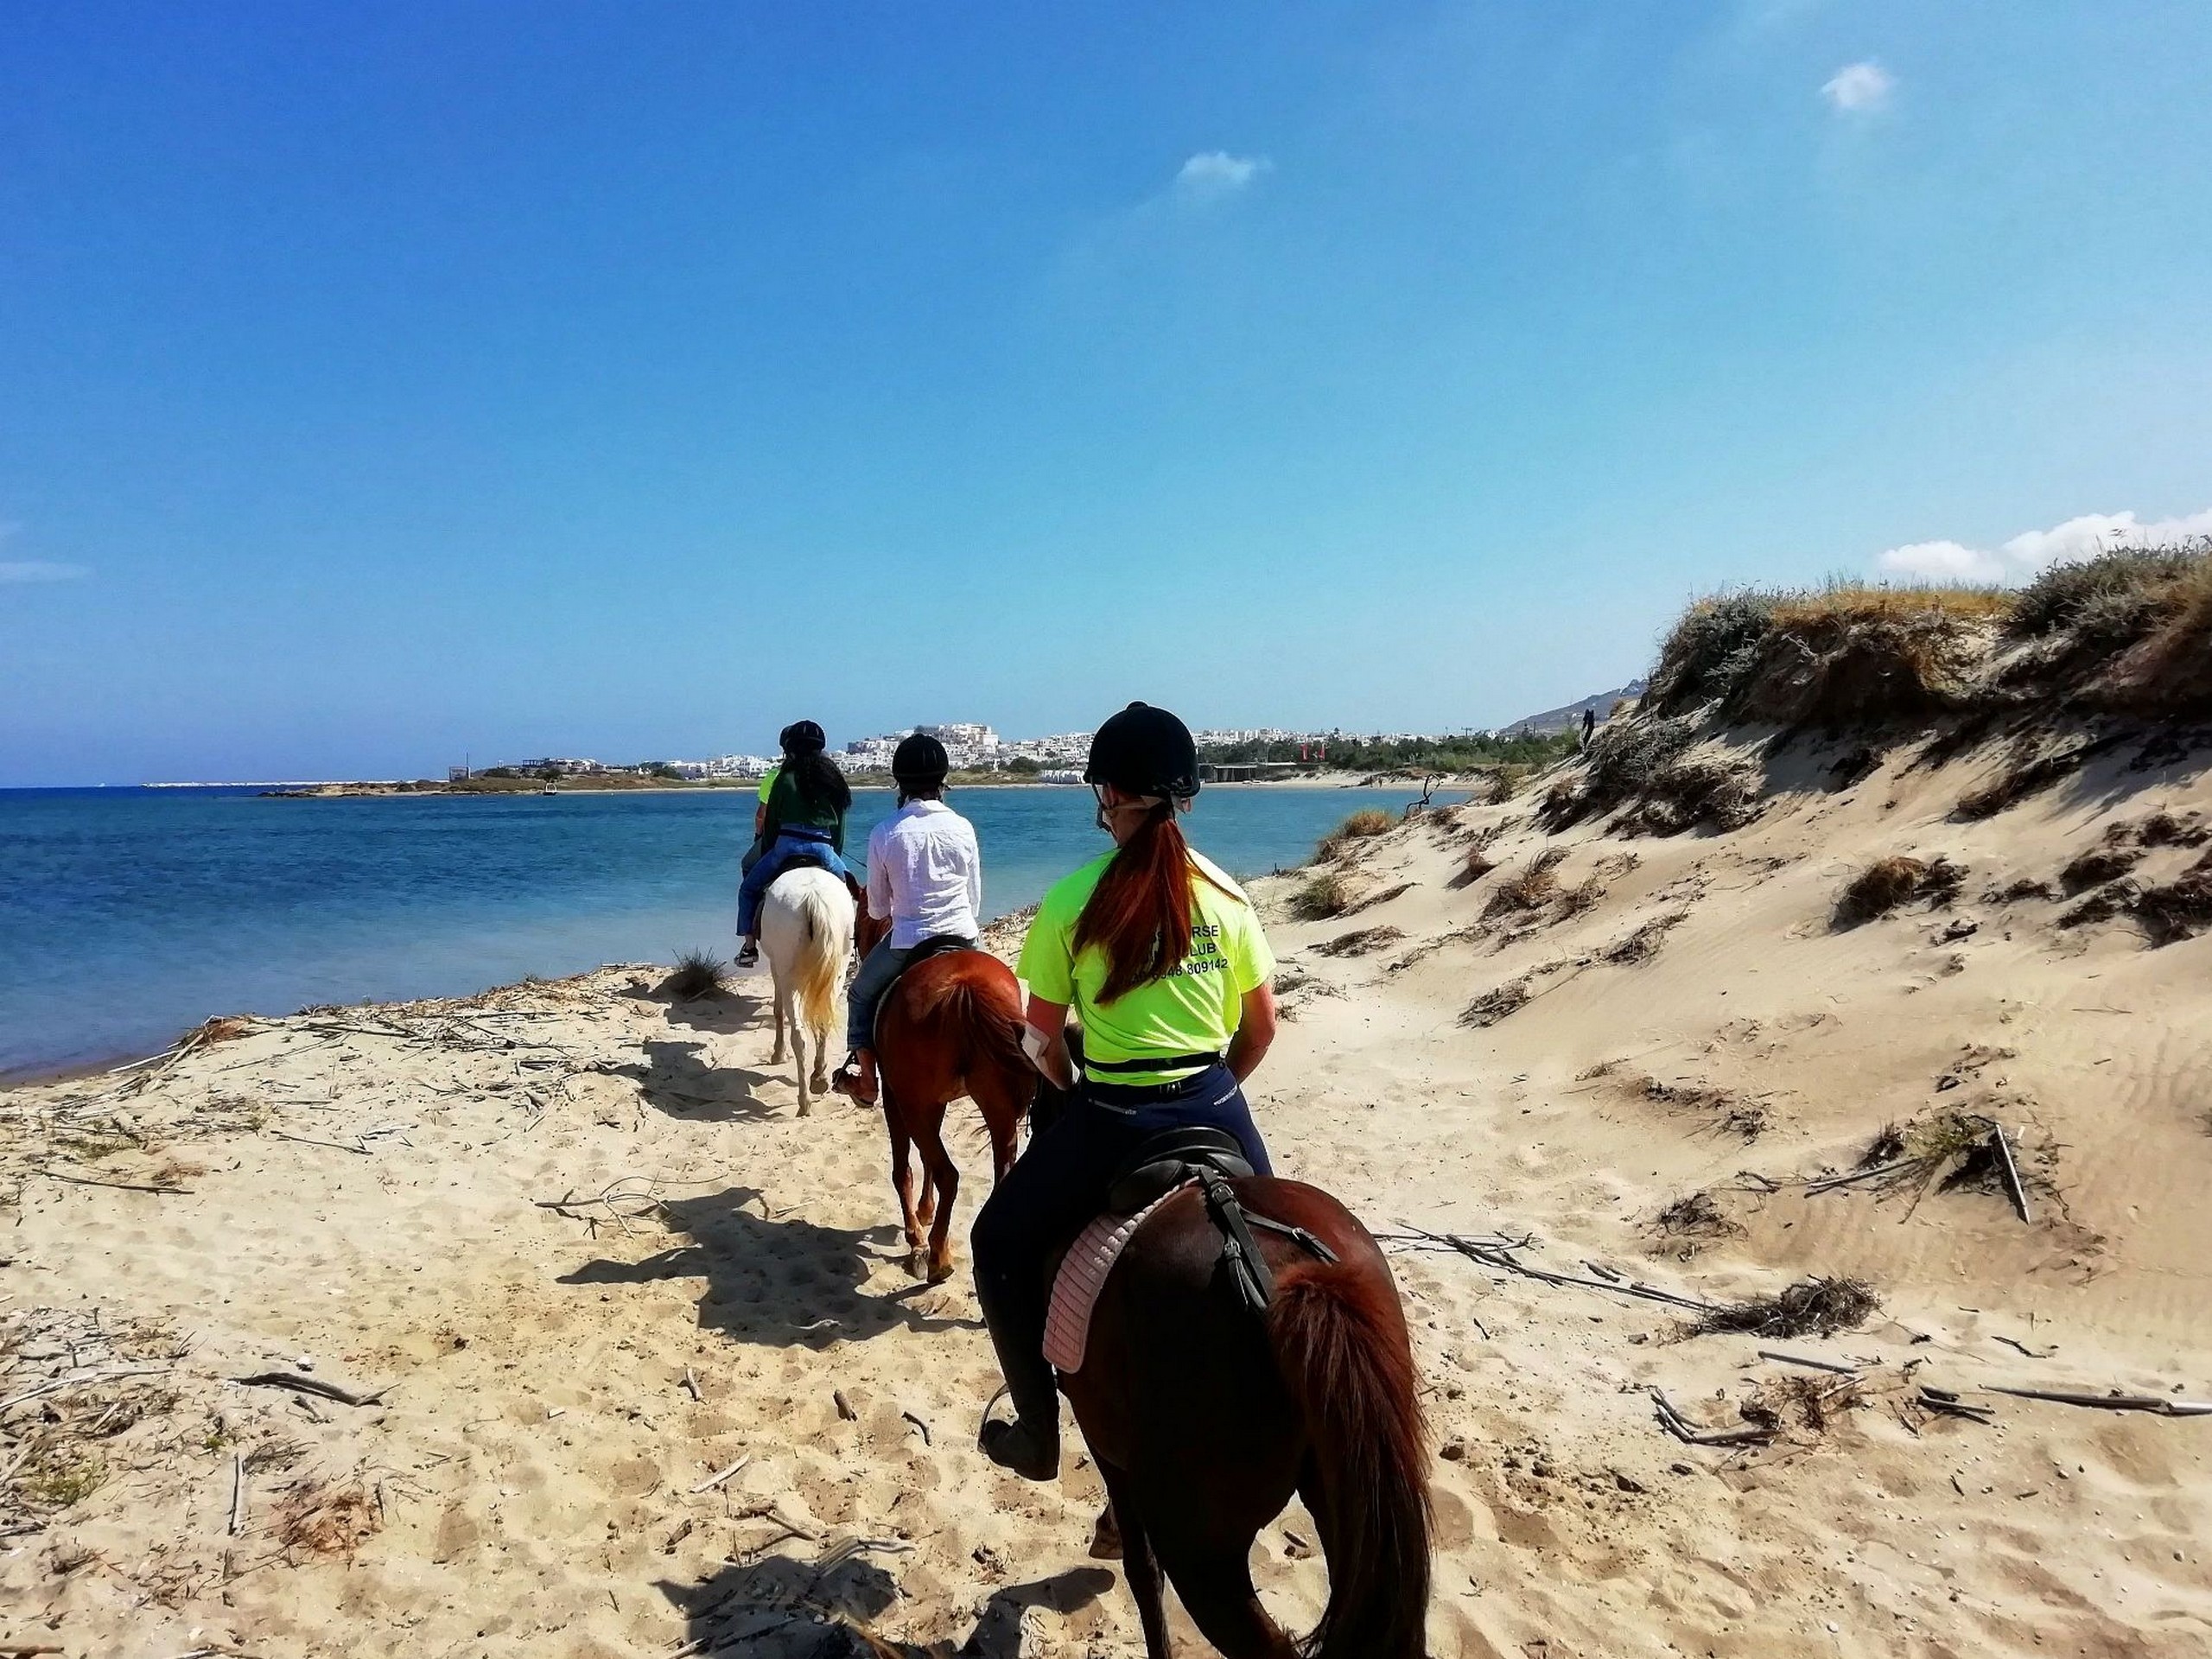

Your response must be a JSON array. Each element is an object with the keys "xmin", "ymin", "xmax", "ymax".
[{"xmin": 1042, "ymin": 1126, "xmax": 1338, "ymax": 1375}]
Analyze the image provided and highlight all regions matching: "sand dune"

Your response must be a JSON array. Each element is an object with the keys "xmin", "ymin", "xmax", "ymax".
[{"xmin": 6, "ymin": 709, "xmax": 2212, "ymax": 1656}]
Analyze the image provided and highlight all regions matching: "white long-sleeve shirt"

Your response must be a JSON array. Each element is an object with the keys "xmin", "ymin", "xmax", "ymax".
[{"xmin": 866, "ymin": 798, "xmax": 983, "ymax": 950}]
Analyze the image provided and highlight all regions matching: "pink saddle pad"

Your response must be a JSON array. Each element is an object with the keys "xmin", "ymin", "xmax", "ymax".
[{"xmin": 1043, "ymin": 1182, "xmax": 1192, "ymax": 1375}]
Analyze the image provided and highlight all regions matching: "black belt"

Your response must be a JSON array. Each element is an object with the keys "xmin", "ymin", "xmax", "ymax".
[
  {"xmin": 1084, "ymin": 1051, "xmax": 1221, "ymax": 1077},
  {"xmin": 1082, "ymin": 1054, "xmax": 1229, "ymax": 1108}
]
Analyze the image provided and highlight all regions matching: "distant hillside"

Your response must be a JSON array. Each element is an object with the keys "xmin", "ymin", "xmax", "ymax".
[{"xmin": 1502, "ymin": 678, "xmax": 1646, "ymax": 735}]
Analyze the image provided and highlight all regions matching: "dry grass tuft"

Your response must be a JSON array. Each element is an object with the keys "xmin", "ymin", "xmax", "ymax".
[
  {"xmin": 662, "ymin": 950, "xmax": 731, "ymax": 1001},
  {"xmin": 1649, "ymin": 583, "xmax": 1996, "ymax": 727},
  {"xmin": 2059, "ymin": 846, "xmax": 2142, "ymax": 895},
  {"xmin": 1461, "ymin": 839, "xmax": 1501, "ymax": 884},
  {"xmin": 1955, "ymin": 746, "xmax": 2091, "ymax": 821},
  {"xmin": 1319, "ymin": 808, "xmax": 1395, "ymax": 861},
  {"xmin": 275, "ymin": 1478, "xmax": 382, "ymax": 1555},
  {"xmin": 14, "ymin": 1441, "xmax": 106, "ymax": 1513},
  {"xmin": 1289, "ymin": 868, "xmax": 1358, "ymax": 920},
  {"xmin": 1692, "ymin": 1277, "xmax": 1879, "ymax": 1340},
  {"xmin": 2009, "ymin": 540, "xmax": 2207, "ymax": 640},
  {"xmin": 1603, "ymin": 910, "xmax": 1688, "ymax": 965},
  {"xmin": 1543, "ymin": 717, "xmax": 1761, "ymax": 836},
  {"xmin": 1483, "ymin": 849, "xmax": 1568, "ymax": 918},
  {"xmin": 1834, "ymin": 855, "xmax": 1963, "ymax": 927},
  {"xmin": 2058, "ymin": 881, "xmax": 2139, "ymax": 930},
  {"xmin": 1655, "ymin": 1190, "xmax": 1744, "ymax": 1241},
  {"xmin": 1555, "ymin": 875, "xmax": 1607, "ymax": 918},
  {"xmin": 1717, "ymin": 1099, "xmax": 1772, "ymax": 1141},
  {"xmin": 1462, "ymin": 978, "xmax": 1533, "ymax": 1028},
  {"xmin": 2134, "ymin": 864, "xmax": 2212, "ymax": 945},
  {"xmin": 1313, "ymin": 925, "xmax": 1405, "ymax": 958},
  {"xmin": 2138, "ymin": 810, "xmax": 2211, "ymax": 849}
]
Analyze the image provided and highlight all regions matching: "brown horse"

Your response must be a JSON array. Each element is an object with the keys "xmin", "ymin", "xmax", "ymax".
[
  {"xmin": 1061, "ymin": 1179, "xmax": 1430, "ymax": 1658},
  {"xmin": 855, "ymin": 902, "xmax": 1035, "ymax": 1282}
]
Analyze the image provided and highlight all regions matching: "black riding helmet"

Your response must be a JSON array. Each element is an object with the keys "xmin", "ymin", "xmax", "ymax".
[
  {"xmin": 779, "ymin": 719, "xmax": 826, "ymax": 756},
  {"xmin": 892, "ymin": 732, "xmax": 949, "ymax": 791},
  {"xmin": 1084, "ymin": 702, "xmax": 1201, "ymax": 802}
]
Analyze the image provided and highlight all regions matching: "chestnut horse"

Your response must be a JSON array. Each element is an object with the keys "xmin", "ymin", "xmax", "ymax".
[
  {"xmin": 855, "ymin": 903, "xmax": 1034, "ymax": 1282},
  {"xmin": 1061, "ymin": 1179, "xmax": 1430, "ymax": 1658}
]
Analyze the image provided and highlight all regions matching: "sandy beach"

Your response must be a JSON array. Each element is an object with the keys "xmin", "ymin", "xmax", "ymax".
[{"xmin": 7, "ymin": 700, "xmax": 2212, "ymax": 1656}]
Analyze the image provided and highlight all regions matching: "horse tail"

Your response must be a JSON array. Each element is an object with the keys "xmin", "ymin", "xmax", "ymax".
[
  {"xmin": 1269, "ymin": 1262, "xmax": 1431, "ymax": 1659},
  {"xmin": 791, "ymin": 882, "xmax": 847, "ymax": 1036}
]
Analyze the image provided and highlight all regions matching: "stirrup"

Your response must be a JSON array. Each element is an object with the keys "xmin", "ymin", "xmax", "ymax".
[
  {"xmin": 734, "ymin": 938, "xmax": 760, "ymax": 967},
  {"xmin": 833, "ymin": 1058, "xmax": 877, "ymax": 1104}
]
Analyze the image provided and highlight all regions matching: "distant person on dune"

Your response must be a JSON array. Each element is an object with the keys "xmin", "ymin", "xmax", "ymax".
[
  {"xmin": 1581, "ymin": 706, "xmax": 1596, "ymax": 750},
  {"xmin": 734, "ymin": 721, "xmax": 852, "ymax": 969},
  {"xmin": 833, "ymin": 733, "xmax": 983, "ymax": 1107}
]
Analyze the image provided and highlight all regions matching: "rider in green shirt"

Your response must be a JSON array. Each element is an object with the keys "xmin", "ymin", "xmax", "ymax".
[{"xmin": 971, "ymin": 702, "xmax": 1281, "ymax": 1479}]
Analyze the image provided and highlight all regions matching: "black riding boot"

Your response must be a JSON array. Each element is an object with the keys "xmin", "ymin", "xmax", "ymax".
[
  {"xmin": 978, "ymin": 1326, "xmax": 1060, "ymax": 1480},
  {"xmin": 973, "ymin": 1255, "xmax": 1061, "ymax": 1479}
]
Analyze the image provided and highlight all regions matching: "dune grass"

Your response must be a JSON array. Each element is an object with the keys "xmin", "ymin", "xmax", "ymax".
[
  {"xmin": 664, "ymin": 949, "xmax": 731, "ymax": 1001},
  {"xmin": 1318, "ymin": 807, "xmax": 1395, "ymax": 861},
  {"xmin": 1289, "ymin": 868, "xmax": 1357, "ymax": 920}
]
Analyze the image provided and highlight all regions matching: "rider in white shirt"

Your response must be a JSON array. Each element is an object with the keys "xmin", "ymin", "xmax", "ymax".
[{"xmin": 835, "ymin": 734, "xmax": 982, "ymax": 1105}]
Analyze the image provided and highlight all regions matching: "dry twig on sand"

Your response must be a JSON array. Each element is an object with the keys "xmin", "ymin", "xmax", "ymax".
[
  {"xmin": 230, "ymin": 1372, "xmax": 389, "ymax": 1408},
  {"xmin": 1990, "ymin": 1384, "xmax": 2212, "ymax": 1417},
  {"xmin": 1650, "ymin": 1389, "xmax": 1775, "ymax": 1447}
]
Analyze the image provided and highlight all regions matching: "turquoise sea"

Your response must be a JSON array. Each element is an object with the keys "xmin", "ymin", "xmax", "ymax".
[{"xmin": 0, "ymin": 784, "xmax": 1438, "ymax": 1080}]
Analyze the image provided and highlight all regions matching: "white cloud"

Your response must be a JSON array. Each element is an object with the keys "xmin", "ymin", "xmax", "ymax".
[
  {"xmin": 0, "ymin": 561, "xmax": 92, "ymax": 583},
  {"xmin": 1173, "ymin": 151, "xmax": 1272, "ymax": 202},
  {"xmin": 1821, "ymin": 60, "xmax": 1894, "ymax": 112},
  {"xmin": 1878, "ymin": 508, "xmax": 2212, "ymax": 583}
]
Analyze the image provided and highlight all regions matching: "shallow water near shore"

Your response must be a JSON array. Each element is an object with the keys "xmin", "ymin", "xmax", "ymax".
[{"xmin": 0, "ymin": 783, "xmax": 1439, "ymax": 1079}]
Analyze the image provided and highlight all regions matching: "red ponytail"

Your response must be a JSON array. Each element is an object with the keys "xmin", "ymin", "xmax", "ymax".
[{"xmin": 1073, "ymin": 803, "xmax": 1230, "ymax": 1003}]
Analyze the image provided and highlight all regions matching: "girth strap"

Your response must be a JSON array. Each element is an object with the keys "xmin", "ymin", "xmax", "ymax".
[
  {"xmin": 1245, "ymin": 1211, "xmax": 1341, "ymax": 1265},
  {"xmin": 1196, "ymin": 1169, "xmax": 1273, "ymax": 1313}
]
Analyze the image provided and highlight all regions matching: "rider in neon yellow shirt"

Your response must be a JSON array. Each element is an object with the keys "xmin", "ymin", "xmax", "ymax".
[{"xmin": 973, "ymin": 702, "xmax": 1280, "ymax": 1480}]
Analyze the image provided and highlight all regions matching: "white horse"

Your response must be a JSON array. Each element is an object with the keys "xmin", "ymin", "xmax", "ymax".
[{"xmin": 757, "ymin": 867, "xmax": 855, "ymax": 1116}]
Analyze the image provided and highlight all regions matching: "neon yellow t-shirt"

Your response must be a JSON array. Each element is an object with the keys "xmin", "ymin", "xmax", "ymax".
[
  {"xmin": 756, "ymin": 766, "xmax": 779, "ymax": 804},
  {"xmin": 1017, "ymin": 849, "xmax": 1274, "ymax": 1084}
]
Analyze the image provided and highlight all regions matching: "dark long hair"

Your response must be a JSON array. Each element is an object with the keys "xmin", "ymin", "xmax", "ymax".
[
  {"xmin": 1071, "ymin": 801, "xmax": 1230, "ymax": 1004},
  {"xmin": 784, "ymin": 747, "xmax": 852, "ymax": 814}
]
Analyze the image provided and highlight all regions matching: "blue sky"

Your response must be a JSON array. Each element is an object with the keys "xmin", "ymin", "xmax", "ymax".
[{"xmin": 3, "ymin": 3, "xmax": 2209, "ymax": 785}]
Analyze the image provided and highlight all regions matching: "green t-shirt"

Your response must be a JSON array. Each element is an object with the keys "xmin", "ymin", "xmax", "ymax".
[
  {"xmin": 762, "ymin": 764, "xmax": 845, "ymax": 853},
  {"xmin": 756, "ymin": 766, "xmax": 779, "ymax": 804},
  {"xmin": 1017, "ymin": 849, "xmax": 1274, "ymax": 1084}
]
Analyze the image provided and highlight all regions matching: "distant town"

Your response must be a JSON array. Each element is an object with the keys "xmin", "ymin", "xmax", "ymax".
[{"xmin": 445, "ymin": 713, "xmax": 1589, "ymax": 790}]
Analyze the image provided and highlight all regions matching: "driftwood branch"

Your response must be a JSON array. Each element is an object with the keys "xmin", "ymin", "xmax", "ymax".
[
  {"xmin": 1404, "ymin": 1223, "xmax": 1720, "ymax": 1313},
  {"xmin": 1758, "ymin": 1349, "xmax": 1859, "ymax": 1376},
  {"xmin": 1986, "ymin": 1121, "xmax": 2033, "ymax": 1224},
  {"xmin": 230, "ymin": 1371, "xmax": 389, "ymax": 1408},
  {"xmin": 1991, "ymin": 1384, "xmax": 2212, "ymax": 1417},
  {"xmin": 690, "ymin": 1454, "xmax": 751, "ymax": 1494},
  {"xmin": 1649, "ymin": 1389, "xmax": 1775, "ymax": 1447}
]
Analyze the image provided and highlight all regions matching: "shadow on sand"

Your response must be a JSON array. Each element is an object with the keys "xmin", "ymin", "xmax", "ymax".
[
  {"xmin": 559, "ymin": 1185, "xmax": 982, "ymax": 1349},
  {"xmin": 657, "ymin": 1554, "xmax": 1116, "ymax": 1656}
]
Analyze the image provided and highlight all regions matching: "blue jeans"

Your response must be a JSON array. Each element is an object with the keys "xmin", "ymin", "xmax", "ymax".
[
  {"xmin": 846, "ymin": 938, "xmax": 912, "ymax": 1053},
  {"xmin": 970, "ymin": 1064, "xmax": 1270, "ymax": 1427},
  {"xmin": 736, "ymin": 829, "xmax": 848, "ymax": 936}
]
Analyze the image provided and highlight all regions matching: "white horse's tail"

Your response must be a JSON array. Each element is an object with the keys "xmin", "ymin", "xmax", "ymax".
[
  {"xmin": 791, "ymin": 884, "xmax": 845, "ymax": 1036},
  {"xmin": 764, "ymin": 868, "xmax": 851, "ymax": 1038}
]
